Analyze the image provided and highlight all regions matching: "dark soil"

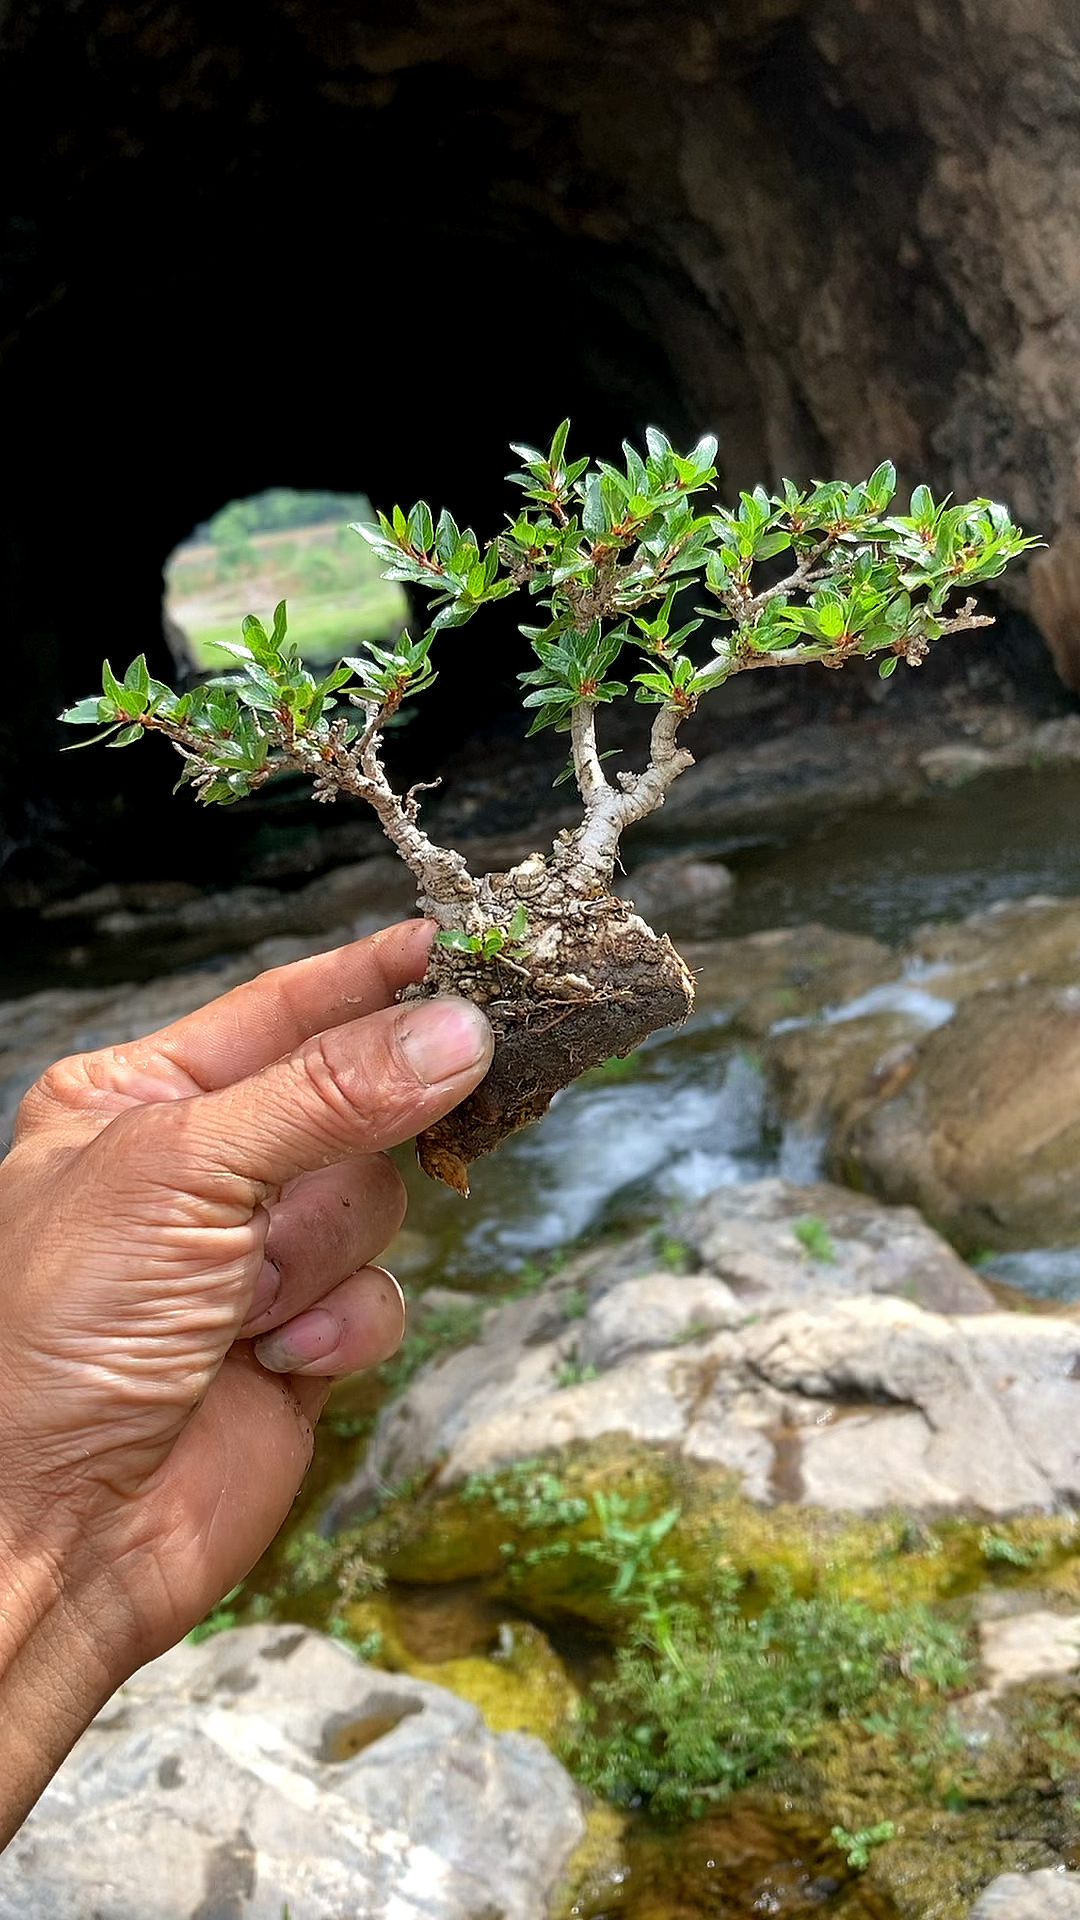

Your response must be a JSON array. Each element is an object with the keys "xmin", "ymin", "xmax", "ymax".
[{"xmin": 413, "ymin": 899, "xmax": 694, "ymax": 1192}]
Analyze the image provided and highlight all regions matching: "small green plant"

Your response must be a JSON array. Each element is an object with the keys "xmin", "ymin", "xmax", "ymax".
[
  {"xmin": 434, "ymin": 903, "xmax": 530, "ymax": 960},
  {"xmin": 652, "ymin": 1232, "xmax": 695, "ymax": 1273},
  {"xmin": 327, "ymin": 1618, "xmax": 384, "ymax": 1662},
  {"xmin": 554, "ymin": 1354, "xmax": 600, "ymax": 1389},
  {"xmin": 793, "ymin": 1214, "xmax": 837, "ymax": 1263},
  {"xmin": 460, "ymin": 1459, "xmax": 590, "ymax": 1532},
  {"xmin": 978, "ymin": 1528, "xmax": 1047, "ymax": 1569},
  {"xmin": 186, "ymin": 1582, "xmax": 245, "ymax": 1643},
  {"xmin": 831, "ymin": 1821, "xmax": 896, "ymax": 1871},
  {"xmin": 63, "ymin": 430, "xmax": 1035, "ymax": 1189},
  {"xmin": 568, "ymin": 1573, "xmax": 972, "ymax": 1816}
]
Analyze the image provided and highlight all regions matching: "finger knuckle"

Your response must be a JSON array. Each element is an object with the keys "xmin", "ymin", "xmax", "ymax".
[{"xmin": 299, "ymin": 1029, "xmax": 400, "ymax": 1142}]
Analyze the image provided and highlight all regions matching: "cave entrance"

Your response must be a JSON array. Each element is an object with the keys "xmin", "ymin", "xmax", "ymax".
[{"xmin": 163, "ymin": 488, "xmax": 408, "ymax": 676}]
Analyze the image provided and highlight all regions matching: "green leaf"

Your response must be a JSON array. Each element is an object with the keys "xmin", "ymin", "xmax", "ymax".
[
  {"xmin": 813, "ymin": 601, "xmax": 846, "ymax": 640},
  {"xmin": 507, "ymin": 903, "xmax": 529, "ymax": 941},
  {"xmin": 878, "ymin": 654, "xmax": 900, "ymax": 678},
  {"xmin": 549, "ymin": 419, "xmax": 571, "ymax": 469},
  {"xmin": 866, "ymin": 461, "xmax": 897, "ymax": 509},
  {"xmin": 753, "ymin": 530, "xmax": 793, "ymax": 561},
  {"xmin": 101, "ymin": 660, "xmax": 125, "ymax": 709},
  {"xmin": 58, "ymin": 696, "xmax": 108, "ymax": 726},
  {"xmin": 435, "ymin": 928, "xmax": 481, "ymax": 953}
]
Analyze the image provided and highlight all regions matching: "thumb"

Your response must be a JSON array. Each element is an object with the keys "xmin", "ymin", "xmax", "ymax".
[{"xmin": 132, "ymin": 995, "xmax": 493, "ymax": 1201}]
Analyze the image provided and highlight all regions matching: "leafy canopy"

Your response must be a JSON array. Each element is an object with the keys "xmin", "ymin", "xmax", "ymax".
[{"xmin": 60, "ymin": 423, "xmax": 1036, "ymax": 800}]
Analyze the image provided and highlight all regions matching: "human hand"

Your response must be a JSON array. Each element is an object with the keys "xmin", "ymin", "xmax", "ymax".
[{"xmin": 0, "ymin": 919, "xmax": 492, "ymax": 1840}]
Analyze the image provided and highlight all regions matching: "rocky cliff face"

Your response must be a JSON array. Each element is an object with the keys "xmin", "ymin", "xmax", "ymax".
[{"xmin": 2, "ymin": 0, "xmax": 1078, "ymax": 888}]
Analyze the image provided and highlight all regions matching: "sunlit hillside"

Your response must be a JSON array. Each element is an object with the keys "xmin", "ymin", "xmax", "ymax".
[{"xmin": 165, "ymin": 489, "xmax": 408, "ymax": 669}]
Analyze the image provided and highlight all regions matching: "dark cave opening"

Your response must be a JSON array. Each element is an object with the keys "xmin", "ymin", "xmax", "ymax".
[{"xmin": 1, "ymin": 1, "xmax": 1072, "ymax": 908}]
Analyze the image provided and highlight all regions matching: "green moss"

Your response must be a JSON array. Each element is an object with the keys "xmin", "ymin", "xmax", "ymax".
[{"xmin": 338, "ymin": 1439, "xmax": 1080, "ymax": 1624}]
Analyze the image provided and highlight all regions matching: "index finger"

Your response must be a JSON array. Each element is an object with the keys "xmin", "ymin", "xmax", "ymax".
[{"xmin": 120, "ymin": 918, "xmax": 436, "ymax": 1093}]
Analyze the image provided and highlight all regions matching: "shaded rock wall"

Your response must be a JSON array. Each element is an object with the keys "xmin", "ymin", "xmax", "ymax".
[{"xmin": 2, "ymin": 0, "xmax": 1078, "ymax": 893}]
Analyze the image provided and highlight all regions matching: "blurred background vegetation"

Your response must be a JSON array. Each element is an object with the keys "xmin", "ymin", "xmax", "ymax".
[{"xmin": 165, "ymin": 488, "xmax": 407, "ymax": 669}]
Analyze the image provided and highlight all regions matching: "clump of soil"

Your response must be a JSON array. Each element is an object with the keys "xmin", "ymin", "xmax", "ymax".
[{"xmin": 412, "ymin": 894, "xmax": 694, "ymax": 1193}]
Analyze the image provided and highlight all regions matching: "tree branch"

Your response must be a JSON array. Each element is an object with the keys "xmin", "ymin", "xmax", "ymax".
[{"xmin": 570, "ymin": 700, "xmax": 609, "ymax": 805}]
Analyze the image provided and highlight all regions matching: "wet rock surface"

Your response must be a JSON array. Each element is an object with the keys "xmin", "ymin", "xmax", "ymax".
[
  {"xmin": 839, "ymin": 983, "xmax": 1080, "ymax": 1252},
  {"xmin": 0, "ymin": 1624, "xmax": 584, "ymax": 1920}
]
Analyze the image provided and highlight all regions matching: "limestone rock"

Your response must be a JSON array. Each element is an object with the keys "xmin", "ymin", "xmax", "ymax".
[
  {"xmin": 839, "ymin": 983, "xmax": 1080, "ymax": 1250},
  {"xmin": 576, "ymin": 1272, "xmax": 743, "ymax": 1371},
  {"xmin": 979, "ymin": 1610, "xmax": 1080, "ymax": 1697},
  {"xmin": 970, "ymin": 1870, "xmax": 1080, "ymax": 1917},
  {"xmin": 678, "ymin": 1178, "xmax": 995, "ymax": 1315},
  {"xmin": 0, "ymin": 1624, "xmax": 584, "ymax": 1920},
  {"xmin": 742, "ymin": 1296, "xmax": 1080, "ymax": 1514},
  {"xmin": 330, "ymin": 1183, "xmax": 1075, "ymax": 1521}
]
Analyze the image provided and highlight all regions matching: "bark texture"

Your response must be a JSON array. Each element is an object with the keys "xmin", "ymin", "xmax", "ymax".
[{"xmin": 3, "ymin": 0, "xmax": 1079, "ymax": 892}]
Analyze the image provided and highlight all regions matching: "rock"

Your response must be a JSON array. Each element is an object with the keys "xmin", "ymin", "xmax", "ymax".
[
  {"xmin": 979, "ymin": 1610, "xmax": 1080, "ymax": 1697},
  {"xmin": 970, "ymin": 1870, "xmax": 1080, "ymax": 1917},
  {"xmin": 616, "ymin": 853, "xmax": 733, "ymax": 939},
  {"xmin": 40, "ymin": 878, "xmax": 202, "ymax": 920},
  {"xmin": 91, "ymin": 856, "xmax": 418, "ymax": 952},
  {"xmin": 655, "ymin": 718, "xmax": 931, "ymax": 837},
  {"xmin": 743, "ymin": 1297, "xmax": 1080, "ymax": 1514},
  {"xmin": 576, "ymin": 1272, "xmax": 742, "ymax": 1371},
  {"xmin": 678, "ymin": 1179, "xmax": 996, "ymax": 1315},
  {"xmin": 904, "ymin": 895, "xmax": 1080, "ymax": 1003},
  {"xmin": 764, "ymin": 1011, "xmax": 933, "ymax": 1176},
  {"xmin": 919, "ymin": 744, "xmax": 997, "ymax": 787},
  {"xmin": 329, "ymin": 1183, "xmax": 1074, "ymax": 1521},
  {"xmin": 0, "ymin": 1624, "xmax": 584, "ymax": 1920},
  {"xmin": 682, "ymin": 924, "xmax": 898, "ymax": 1035},
  {"xmin": 838, "ymin": 984, "xmax": 1080, "ymax": 1251}
]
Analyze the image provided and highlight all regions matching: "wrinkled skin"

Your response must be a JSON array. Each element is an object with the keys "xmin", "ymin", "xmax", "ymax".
[{"xmin": 0, "ymin": 919, "xmax": 492, "ymax": 1845}]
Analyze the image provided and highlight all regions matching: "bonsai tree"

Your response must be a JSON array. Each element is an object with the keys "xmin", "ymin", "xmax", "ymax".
[{"xmin": 61, "ymin": 426, "xmax": 1034, "ymax": 1191}]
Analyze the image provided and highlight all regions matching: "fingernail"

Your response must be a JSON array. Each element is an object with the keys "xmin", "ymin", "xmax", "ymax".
[
  {"xmin": 254, "ymin": 1308, "xmax": 338, "ymax": 1374},
  {"xmin": 240, "ymin": 1259, "xmax": 281, "ymax": 1333},
  {"xmin": 398, "ymin": 997, "xmax": 491, "ymax": 1085}
]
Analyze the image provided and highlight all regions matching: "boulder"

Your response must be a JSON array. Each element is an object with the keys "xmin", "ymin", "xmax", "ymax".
[
  {"xmin": 904, "ymin": 895, "xmax": 1080, "ymax": 1003},
  {"xmin": 329, "ymin": 1183, "xmax": 1077, "ymax": 1523},
  {"xmin": 764, "ymin": 1011, "xmax": 938, "ymax": 1180},
  {"xmin": 677, "ymin": 1178, "xmax": 995, "ymax": 1315},
  {"xmin": 970, "ymin": 1871, "xmax": 1080, "ymax": 1917},
  {"xmin": 0, "ymin": 1625, "xmax": 584, "ymax": 1920},
  {"xmin": 838, "ymin": 984, "xmax": 1080, "ymax": 1251}
]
